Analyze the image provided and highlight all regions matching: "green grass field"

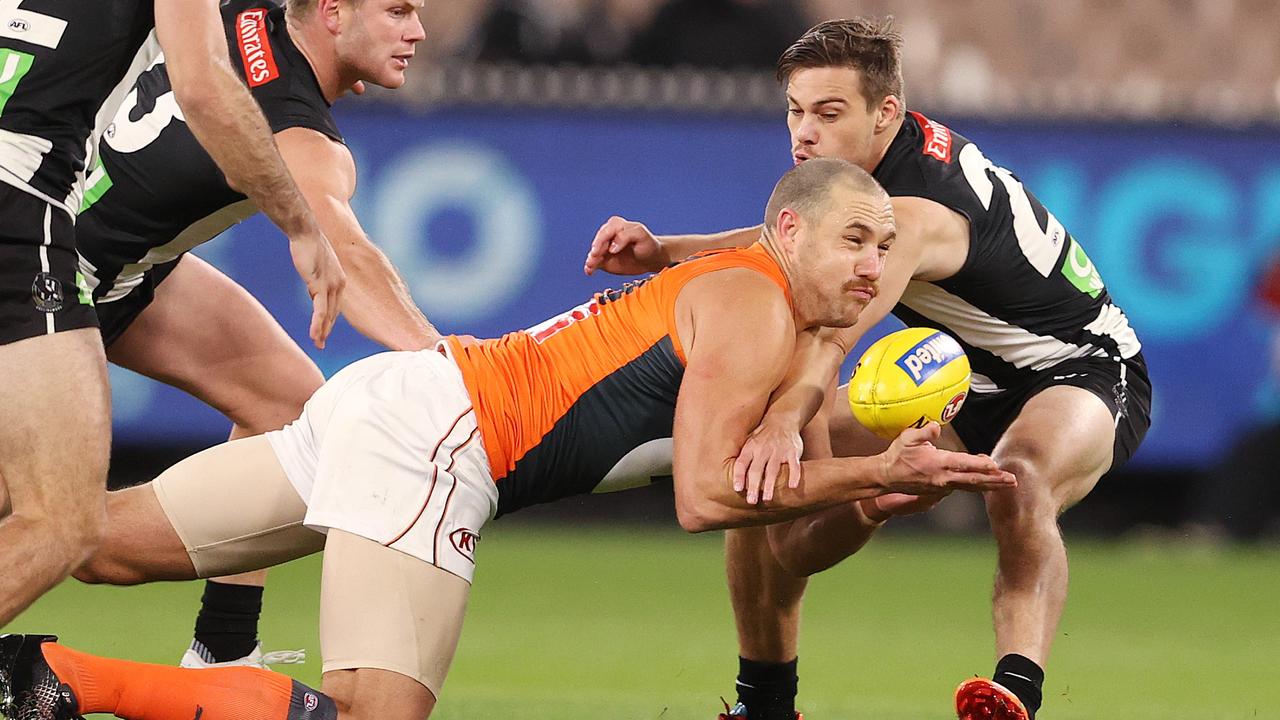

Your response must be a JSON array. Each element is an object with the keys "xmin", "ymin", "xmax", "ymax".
[{"xmin": 10, "ymin": 522, "xmax": 1280, "ymax": 719}]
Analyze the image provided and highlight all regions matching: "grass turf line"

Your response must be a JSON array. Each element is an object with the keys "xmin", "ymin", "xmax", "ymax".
[{"xmin": 10, "ymin": 524, "xmax": 1279, "ymax": 719}]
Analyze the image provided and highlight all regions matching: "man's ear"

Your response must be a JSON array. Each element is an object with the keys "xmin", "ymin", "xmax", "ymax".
[
  {"xmin": 318, "ymin": 0, "xmax": 342, "ymax": 35},
  {"xmin": 775, "ymin": 207, "xmax": 802, "ymax": 255},
  {"xmin": 875, "ymin": 94, "xmax": 902, "ymax": 132}
]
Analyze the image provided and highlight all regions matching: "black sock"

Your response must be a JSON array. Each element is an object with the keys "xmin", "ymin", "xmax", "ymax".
[
  {"xmin": 735, "ymin": 656, "xmax": 798, "ymax": 720},
  {"xmin": 993, "ymin": 653, "xmax": 1044, "ymax": 719},
  {"xmin": 192, "ymin": 580, "xmax": 263, "ymax": 662}
]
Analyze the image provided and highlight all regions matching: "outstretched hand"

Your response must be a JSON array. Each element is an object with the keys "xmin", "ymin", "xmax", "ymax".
[
  {"xmin": 879, "ymin": 422, "xmax": 1016, "ymax": 495},
  {"xmin": 583, "ymin": 216, "xmax": 668, "ymax": 276}
]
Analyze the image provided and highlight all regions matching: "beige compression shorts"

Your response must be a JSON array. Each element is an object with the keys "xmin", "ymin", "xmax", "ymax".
[{"xmin": 153, "ymin": 348, "xmax": 495, "ymax": 697}]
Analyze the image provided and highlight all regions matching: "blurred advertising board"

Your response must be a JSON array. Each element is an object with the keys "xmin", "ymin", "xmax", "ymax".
[{"xmin": 109, "ymin": 105, "xmax": 1280, "ymax": 469}]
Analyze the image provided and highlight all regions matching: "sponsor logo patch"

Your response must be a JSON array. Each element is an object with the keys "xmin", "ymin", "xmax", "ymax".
[
  {"xmin": 303, "ymin": 693, "xmax": 319, "ymax": 712},
  {"xmin": 236, "ymin": 9, "xmax": 279, "ymax": 88},
  {"xmin": 894, "ymin": 331, "xmax": 964, "ymax": 386},
  {"xmin": 910, "ymin": 111, "xmax": 953, "ymax": 163},
  {"xmin": 450, "ymin": 528, "xmax": 481, "ymax": 563},
  {"xmin": 31, "ymin": 272, "xmax": 63, "ymax": 312}
]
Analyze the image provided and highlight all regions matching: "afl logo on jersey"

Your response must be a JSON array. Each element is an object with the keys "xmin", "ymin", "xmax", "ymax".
[
  {"xmin": 910, "ymin": 111, "xmax": 953, "ymax": 164},
  {"xmin": 236, "ymin": 9, "xmax": 280, "ymax": 88},
  {"xmin": 8, "ymin": 19, "xmax": 29, "ymax": 33}
]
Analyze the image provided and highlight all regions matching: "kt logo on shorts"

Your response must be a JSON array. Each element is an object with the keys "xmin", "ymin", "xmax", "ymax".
[{"xmin": 449, "ymin": 528, "xmax": 480, "ymax": 564}]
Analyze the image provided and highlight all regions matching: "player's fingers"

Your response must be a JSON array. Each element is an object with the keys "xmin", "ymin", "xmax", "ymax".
[
  {"xmin": 732, "ymin": 453, "xmax": 750, "ymax": 493},
  {"xmin": 762, "ymin": 454, "xmax": 782, "ymax": 502},
  {"xmin": 309, "ymin": 292, "xmax": 327, "ymax": 349},
  {"xmin": 942, "ymin": 450, "xmax": 1000, "ymax": 472},
  {"xmin": 592, "ymin": 217, "xmax": 623, "ymax": 251},
  {"xmin": 786, "ymin": 451, "xmax": 802, "ymax": 489},
  {"xmin": 943, "ymin": 471, "xmax": 1016, "ymax": 490},
  {"xmin": 321, "ymin": 288, "xmax": 340, "ymax": 342},
  {"xmin": 897, "ymin": 422, "xmax": 941, "ymax": 447},
  {"xmin": 584, "ymin": 225, "xmax": 616, "ymax": 274},
  {"xmin": 745, "ymin": 454, "xmax": 767, "ymax": 505}
]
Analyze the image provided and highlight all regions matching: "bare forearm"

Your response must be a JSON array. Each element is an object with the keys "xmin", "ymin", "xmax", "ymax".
[
  {"xmin": 180, "ymin": 68, "xmax": 317, "ymax": 237},
  {"xmin": 767, "ymin": 501, "xmax": 883, "ymax": 576},
  {"xmin": 679, "ymin": 454, "xmax": 888, "ymax": 532},
  {"xmin": 336, "ymin": 241, "xmax": 439, "ymax": 351},
  {"xmin": 661, "ymin": 225, "xmax": 762, "ymax": 263},
  {"xmin": 760, "ymin": 333, "xmax": 846, "ymax": 435}
]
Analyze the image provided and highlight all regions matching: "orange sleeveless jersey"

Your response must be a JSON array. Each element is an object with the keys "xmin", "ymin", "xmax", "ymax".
[{"xmin": 445, "ymin": 243, "xmax": 791, "ymax": 516}]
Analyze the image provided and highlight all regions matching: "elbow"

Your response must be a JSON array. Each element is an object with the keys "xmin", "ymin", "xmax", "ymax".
[
  {"xmin": 170, "ymin": 82, "xmax": 217, "ymax": 123},
  {"xmin": 675, "ymin": 499, "xmax": 733, "ymax": 534},
  {"xmin": 169, "ymin": 55, "xmax": 238, "ymax": 122}
]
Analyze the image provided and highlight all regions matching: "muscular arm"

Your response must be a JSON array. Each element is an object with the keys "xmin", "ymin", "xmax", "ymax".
[
  {"xmin": 584, "ymin": 219, "xmax": 762, "ymax": 275},
  {"xmin": 670, "ymin": 270, "xmax": 1007, "ymax": 532},
  {"xmin": 751, "ymin": 201, "xmax": 929, "ymax": 439},
  {"xmin": 156, "ymin": 0, "xmax": 343, "ymax": 346},
  {"xmin": 659, "ymin": 225, "xmax": 763, "ymax": 263},
  {"xmin": 276, "ymin": 128, "xmax": 439, "ymax": 351}
]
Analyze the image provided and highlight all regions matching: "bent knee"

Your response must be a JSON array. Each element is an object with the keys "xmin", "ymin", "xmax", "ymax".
[
  {"xmin": 73, "ymin": 547, "xmax": 157, "ymax": 586},
  {"xmin": 226, "ymin": 367, "xmax": 324, "ymax": 435},
  {"xmin": 10, "ymin": 504, "xmax": 106, "ymax": 575}
]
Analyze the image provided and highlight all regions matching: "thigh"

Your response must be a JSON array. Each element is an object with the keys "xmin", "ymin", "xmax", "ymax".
[
  {"xmin": 106, "ymin": 254, "xmax": 323, "ymax": 433},
  {"xmin": 0, "ymin": 186, "xmax": 97, "ymax": 345},
  {"xmin": 0, "ymin": 328, "xmax": 110, "ymax": 513},
  {"xmin": 320, "ymin": 529, "xmax": 469, "ymax": 708},
  {"xmin": 152, "ymin": 435, "xmax": 325, "ymax": 578},
  {"xmin": 990, "ymin": 385, "xmax": 1116, "ymax": 514}
]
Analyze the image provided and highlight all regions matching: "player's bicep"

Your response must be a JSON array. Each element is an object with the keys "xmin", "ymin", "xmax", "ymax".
[
  {"xmin": 277, "ymin": 129, "xmax": 358, "ymax": 229},
  {"xmin": 671, "ymin": 272, "xmax": 794, "ymax": 530},
  {"xmin": 278, "ymin": 129, "xmax": 356, "ymax": 201}
]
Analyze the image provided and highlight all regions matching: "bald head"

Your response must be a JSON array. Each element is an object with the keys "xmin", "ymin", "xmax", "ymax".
[{"xmin": 764, "ymin": 157, "xmax": 887, "ymax": 231}]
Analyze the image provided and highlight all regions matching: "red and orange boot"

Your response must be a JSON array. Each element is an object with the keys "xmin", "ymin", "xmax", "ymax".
[{"xmin": 955, "ymin": 677, "xmax": 1030, "ymax": 720}]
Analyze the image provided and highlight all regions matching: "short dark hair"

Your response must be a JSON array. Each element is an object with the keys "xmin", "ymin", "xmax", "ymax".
[
  {"xmin": 765, "ymin": 157, "xmax": 885, "ymax": 230},
  {"xmin": 776, "ymin": 18, "xmax": 905, "ymax": 111},
  {"xmin": 286, "ymin": 0, "xmax": 358, "ymax": 18}
]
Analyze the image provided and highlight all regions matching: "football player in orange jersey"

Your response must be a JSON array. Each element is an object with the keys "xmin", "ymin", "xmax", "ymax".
[
  {"xmin": 0, "ymin": 159, "xmax": 1014, "ymax": 720},
  {"xmin": 585, "ymin": 19, "xmax": 1151, "ymax": 720}
]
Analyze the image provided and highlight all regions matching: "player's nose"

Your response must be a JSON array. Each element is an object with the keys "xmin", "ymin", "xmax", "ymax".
[
  {"xmin": 854, "ymin": 251, "xmax": 883, "ymax": 281},
  {"xmin": 407, "ymin": 13, "xmax": 426, "ymax": 42}
]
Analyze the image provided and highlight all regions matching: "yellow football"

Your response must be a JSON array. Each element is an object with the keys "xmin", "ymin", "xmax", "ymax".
[{"xmin": 847, "ymin": 327, "xmax": 971, "ymax": 440}]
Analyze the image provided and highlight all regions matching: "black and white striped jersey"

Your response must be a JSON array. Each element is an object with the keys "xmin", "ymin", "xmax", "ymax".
[
  {"xmin": 874, "ymin": 111, "xmax": 1142, "ymax": 395},
  {"xmin": 0, "ymin": 0, "xmax": 156, "ymax": 213},
  {"xmin": 75, "ymin": 0, "xmax": 342, "ymax": 304}
]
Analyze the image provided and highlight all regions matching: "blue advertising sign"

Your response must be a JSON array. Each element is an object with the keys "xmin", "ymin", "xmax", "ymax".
[{"xmin": 108, "ymin": 104, "xmax": 1280, "ymax": 470}]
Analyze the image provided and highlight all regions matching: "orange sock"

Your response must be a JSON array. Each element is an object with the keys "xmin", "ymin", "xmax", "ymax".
[{"xmin": 41, "ymin": 643, "xmax": 331, "ymax": 720}]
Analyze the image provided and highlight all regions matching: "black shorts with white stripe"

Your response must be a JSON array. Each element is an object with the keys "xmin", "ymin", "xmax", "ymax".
[
  {"xmin": 94, "ymin": 257, "xmax": 181, "ymax": 348},
  {"xmin": 950, "ymin": 352, "xmax": 1152, "ymax": 473},
  {"xmin": 0, "ymin": 182, "xmax": 98, "ymax": 346}
]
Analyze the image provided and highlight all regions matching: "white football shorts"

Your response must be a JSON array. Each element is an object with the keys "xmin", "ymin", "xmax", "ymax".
[{"xmin": 267, "ymin": 349, "xmax": 496, "ymax": 582}]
